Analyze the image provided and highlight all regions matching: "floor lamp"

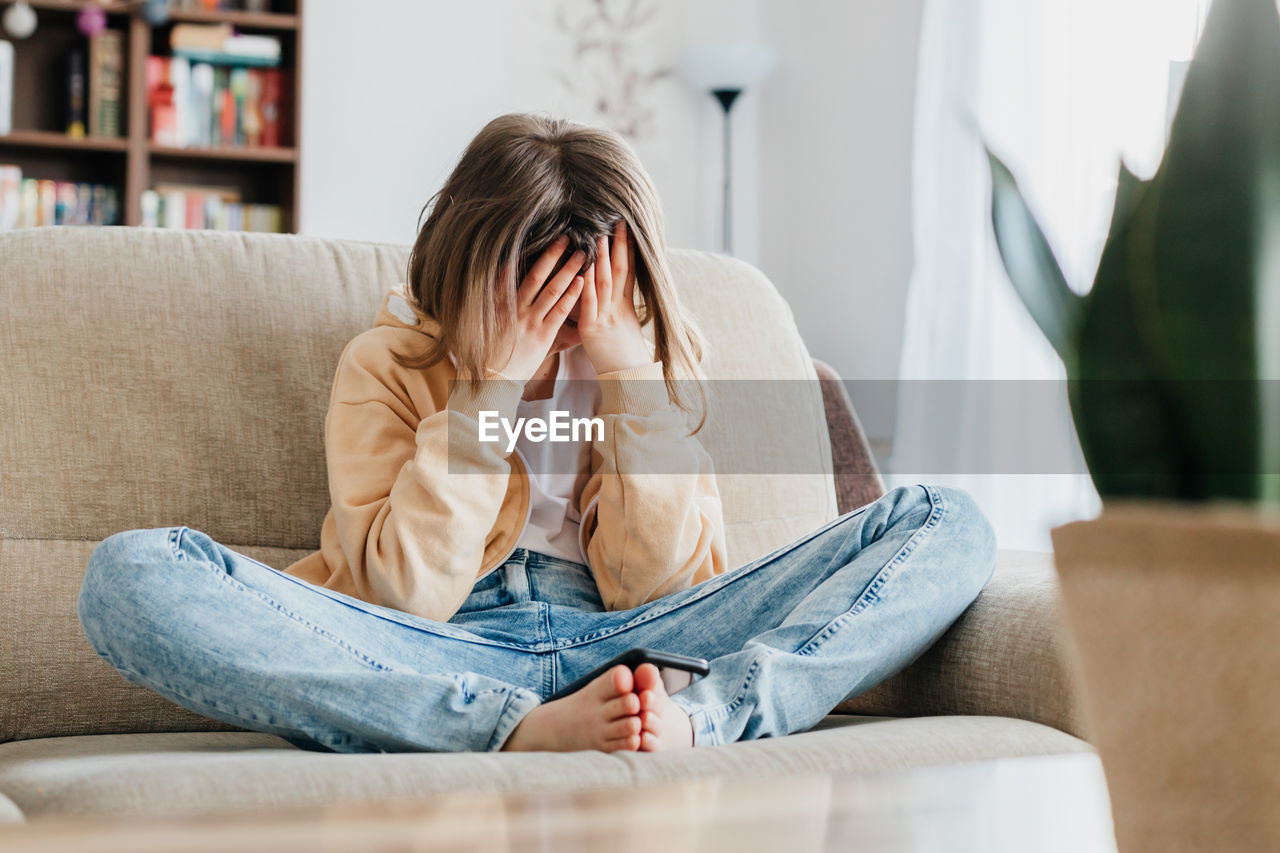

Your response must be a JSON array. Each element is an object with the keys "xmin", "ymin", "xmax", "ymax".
[{"xmin": 678, "ymin": 43, "xmax": 777, "ymax": 255}]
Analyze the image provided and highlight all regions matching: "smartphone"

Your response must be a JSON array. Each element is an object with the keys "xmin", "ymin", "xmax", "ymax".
[{"xmin": 546, "ymin": 648, "xmax": 710, "ymax": 703}]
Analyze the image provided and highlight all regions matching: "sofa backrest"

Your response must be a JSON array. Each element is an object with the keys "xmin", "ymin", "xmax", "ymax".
[{"xmin": 0, "ymin": 227, "xmax": 836, "ymax": 741}]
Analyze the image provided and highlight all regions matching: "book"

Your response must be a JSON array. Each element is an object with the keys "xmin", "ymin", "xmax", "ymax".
[
  {"xmin": 66, "ymin": 49, "xmax": 87, "ymax": 138},
  {"xmin": 243, "ymin": 69, "xmax": 262, "ymax": 146},
  {"xmin": 148, "ymin": 56, "xmax": 285, "ymax": 149},
  {"xmin": 0, "ymin": 40, "xmax": 13, "ymax": 136},
  {"xmin": 88, "ymin": 30, "xmax": 124, "ymax": 138},
  {"xmin": 0, "ymin": 166, "xmax": 119, "ymax": 227},
  {"xmin": 191, "ymin": 63, "xmax": 214, "ymax": 145},
  {"xmin": 146, "ymin": 181, "xmax": 281, "ymax": 232},
  {"xmin": 54, "ymin": 182, "xmax": 76, "ymax": 225},
  {"xmin": 0, "ymin": 165, "xmax": 20, "ymax": 231},
  {"xmin": 147, "ymin": 56, "xmax": 178, "ymax": 145},
  {"xmin": 162, "ymin": 189, "xmax": 186, "ymax": 229},
  {"xmin": 102, "ymin": 186, "xmax": 118, "ymax": 226},
  {"xmin": 19, "ymin": 178, "xmax": 37, "ymax": 227},
  {"xmin": 169, "ymin": 57, "xmax": 190, "ymax": 146},
  {"xmin": 38, "ymin": 179, "xmax": 56, "ymax": 225},
  {"xmin": 76, "ymin": 181, "xmax": 93, "ymax": 224},
  {"xmin": 171, "ymin": 23, "xmax": 232, "ymax": 52},
  {"xmin": 260, "ymin": 68, "xmax": 281, "ymax": 146},
  {"xmin": 140, "ymin": 189, "xmax": 160, "ymax": 227},
  {"xmin": 228, "ymin": 68, "xmax": 247, "ymax": 145}
]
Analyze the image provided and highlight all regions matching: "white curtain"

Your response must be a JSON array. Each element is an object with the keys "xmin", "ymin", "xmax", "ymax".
[{"xmin": 891, "ymin": 0, "xmax": 1211, "ymax": 550}]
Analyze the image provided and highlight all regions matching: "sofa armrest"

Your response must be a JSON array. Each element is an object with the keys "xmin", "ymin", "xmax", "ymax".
[
  {"xmin": 835, "ymin": 550, "xmax": 1089, "ymax": 740},
  {"xmin": 812, "ymin": 358, "xmax": 886, "ymax": 513}
]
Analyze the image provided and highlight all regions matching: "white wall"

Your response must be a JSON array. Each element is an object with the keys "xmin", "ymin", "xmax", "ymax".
[
  {"xmin": 299, "ymin": 0, "xmax": 762, "ymax": 261},
  {"xmin": 300, "ymin": 0, "xmax": 925, "ymax": 417},
  {"xmin": 757, "ymin": 0, "xmax": 926, "ymax": 386}
]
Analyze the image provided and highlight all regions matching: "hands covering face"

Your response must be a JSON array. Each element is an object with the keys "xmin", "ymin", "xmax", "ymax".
[{"xmin": 491, "ymin": 220, "xmax": 651, "ymax": 383}]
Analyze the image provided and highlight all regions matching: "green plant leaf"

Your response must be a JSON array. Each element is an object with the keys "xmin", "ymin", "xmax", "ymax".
[
  {"xmin": 1139, "ymin": 0, "xmax": 1280, "ymax": 501},
  {"xmin": 986, "ymin": 147, "xmax": 1083, "ymax": 364},
  {"xmin": 1075, "ymin": 164, "xmax": 1194, "ymax": 499}
]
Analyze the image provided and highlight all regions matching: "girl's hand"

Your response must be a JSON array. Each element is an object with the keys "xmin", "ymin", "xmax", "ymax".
[
  {"xmin": 490, "ymin": 235, "xmax": 586, "ymax": 382},
  {"xmin": 578, "ymin": 220, "xmax": 652, "ymax": 375}
]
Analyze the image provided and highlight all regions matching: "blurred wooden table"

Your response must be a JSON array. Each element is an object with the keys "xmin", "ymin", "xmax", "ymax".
[{"xmin": 0, "ymin": 752, "xmax": 1116, "ymax": 853}]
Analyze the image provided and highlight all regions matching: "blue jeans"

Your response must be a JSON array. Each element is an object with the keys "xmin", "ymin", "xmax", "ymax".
[{"xmin": 77, "ymin": 485, "xmax": 995, "ymax": 752}]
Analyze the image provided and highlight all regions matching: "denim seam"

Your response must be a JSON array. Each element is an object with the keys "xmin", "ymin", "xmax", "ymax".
[
  {"xmin": 199, "ymin": 528, "xmax": 530, "ymax": 652},
  {"xmin": 556, "ymin": 506, "xmax": 869, "ymax": 649},
  {"xmin": 486, "ymin": 686, "xmax": 541, "ymax": 751},
  {"xmin": 674, "ymin": 654, "xmax": 767, "ymax": 740},
  {"xmin": 170, "ymin": 528, "xmax": 395, "ymax": 673},
  {"xmin": 795, "ymin": 485, "xmax": 947, "ymax": 658}
]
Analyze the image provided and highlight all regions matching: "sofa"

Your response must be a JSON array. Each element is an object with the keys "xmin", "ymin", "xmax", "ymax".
[{"xmin": 0, "ymin": 227, "xmax": 1091, "ymax": 824}]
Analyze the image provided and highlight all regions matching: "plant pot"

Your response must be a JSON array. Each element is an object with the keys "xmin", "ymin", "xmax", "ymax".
[{"xmin": 1052, "ymin": 503, "xmax": 1280, "ymax": 853}]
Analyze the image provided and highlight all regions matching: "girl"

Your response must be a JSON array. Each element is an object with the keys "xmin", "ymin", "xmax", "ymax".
[{"xmin": 78, "ymin": 113, "xmax": 996, "ymax": 754}]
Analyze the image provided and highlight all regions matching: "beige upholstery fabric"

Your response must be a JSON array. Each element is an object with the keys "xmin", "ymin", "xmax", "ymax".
[
  {"xmin": 0, "ymin": 790, "xmax": 23, "ymax": 824},
  {"xmin": 0, "ymin": 717, "xmax": 1089, "ymax": 821},
  {"xmin": 1, "ymin": 228, "xmax": 835, "ymax": 741},
  {"xmin": 838, "ymin": 551, "xmax": 1087, "ymax": 738}
]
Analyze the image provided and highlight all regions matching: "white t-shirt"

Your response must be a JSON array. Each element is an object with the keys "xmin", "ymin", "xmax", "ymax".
[{"xmin": 510, "ymin": 346, "xmax": 601, "ymax": 564}]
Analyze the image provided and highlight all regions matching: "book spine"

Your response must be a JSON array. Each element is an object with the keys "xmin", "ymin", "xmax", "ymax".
[
  {"xmin": 192, "ymin": 63, "xmax": 214, "ymax": 146},
  {"xmin": 163, "ymin": 189, "xmax": 186, "ymax": 229},
  {"xmin": 76, "ymin": 181, "xmax": 93, "ymax": 224},
  {"xmin": 170, "ymin": 57, "xmax": 190, "ymax": 147},
  {"xmin": 229, "ymin": 67, "xmax": 247, "ymax": 147},
  {"xmin": 38, "ymin": 179, "xmax": 56, "ymax": 225},
  {"xmin": 0, "ymin": 40, "xmax": 12, "ymax": 136},
  {"xmin": 102, "ymin": 186, "xmax": 118, "ymax": 226},
  {"xmin": 101, "ymin": 31, "xmax": 123, "ymax": 137},
  {"xmin": 67, "ymin": 50, "xmax": 87, "ymax": 138},
  {"xmin": 185, "ymin": 192, "xmax": 204, "ymax": 229},
  {"xmin": 0, "ymin": 164, "xmax": 20, "ymax": 231},
  {"xmin": 244, "ymin": 70, "xmax": 262, "ymax": 147},
  {"xmin": 148, "ymin": 56, "xmax": 178, "ymax": 145},
  {"xmin": 140, "ymin": 189, "xmax": 160, "ymax": 227},
  {"xmin": 260, "ymin": 68, "xmax": 280, "ymax": 147}
]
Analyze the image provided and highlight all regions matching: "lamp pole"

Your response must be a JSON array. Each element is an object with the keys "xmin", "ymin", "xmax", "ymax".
[{"xmin": 712, "ymin": 87, "xmax": 742, "ymax": 255}]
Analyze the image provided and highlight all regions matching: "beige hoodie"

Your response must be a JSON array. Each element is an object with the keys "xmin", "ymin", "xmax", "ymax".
[{"xmin": 281, "ymin": 287, "xmax": 727, "ymax": 622}]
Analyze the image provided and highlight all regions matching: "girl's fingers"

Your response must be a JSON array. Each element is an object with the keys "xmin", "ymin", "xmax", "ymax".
[
  {"xmin": 595, "ymin": 237, "xmax": 614, "ymax": 306},
  {"xmin": 624, "ymin": 228, "xmax": 637, "ymax": 303},
  {"xmin": 519, "ymin": 237, "xmax": 573, "ymax": 308},
  {"xmin": 579, "ymin": 260, "xmax": 597, "ymax": 322},
  {"xmin": 530, "ymin": 250, "xmax": 586, "ymax": 318},
  {"xmin": 546, "ymin": 275, "xmax": 584, "ymax": 324},
  {"xmin": 611, "ymin": 220, "xmax": 628, "ymax": 284}
]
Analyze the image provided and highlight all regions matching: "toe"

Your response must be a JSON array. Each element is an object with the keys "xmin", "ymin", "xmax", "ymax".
[
  {"xmin": 603, "ymin": 732, "xmax": 642, "ymax": 752},
  {"xmin": 634, "ymin": 662, "xmax": 663, "ymax": 693},
  {"xmin": 638, "ymin": 689, "xmax": 660, "ymax": 712},
  {"xmin": 640, "ymin": 731, "xmax": 660, "ymax": 752},
  {"xmin": 607, "ymin": 716, "xmax": 642, "ymax": 739},
  {"xmin": 608, "ymin": 664, "xmax": 634, "ymax": 696},
  {"xmin": 603, "ymin": 692, "xmax": 640, "ymax": 720},
  {"xmin": 640, "ymin": 709, "xmax": 661, "ymax": 735}
]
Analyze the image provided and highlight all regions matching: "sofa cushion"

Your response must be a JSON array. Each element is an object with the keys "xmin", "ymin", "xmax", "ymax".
[
  {"xmin": 0, "ymin": 790, "xmax": 22, "ymax": 824},
  {"xmin": 0, "ymin": 717, "xmax": 1090, "ymax": 821},
  {"xmin": 1, "ymin": 228, "xmax": 836, "ymax": 741},
  {"xmin": 838, "ymin": 551, "xmax": 1087, "ymax": 739}
]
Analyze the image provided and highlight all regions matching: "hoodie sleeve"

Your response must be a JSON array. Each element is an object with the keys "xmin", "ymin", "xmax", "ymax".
[
  {"xmin": 576, "ymin": 360, "xmax": 728, "ymax": 611},
  {"xmin": 323, "ymin": 334, "xmax": 524, "ymax": 622}
]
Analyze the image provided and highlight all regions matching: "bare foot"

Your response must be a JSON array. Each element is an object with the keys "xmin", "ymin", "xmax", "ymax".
[
  {"xmin": 501, "ymin": 664, "xmax": 643, "ymax": 752},
  {"xmin": 633, "ymin": 663, "xmax": 695, "ymax": 751}
]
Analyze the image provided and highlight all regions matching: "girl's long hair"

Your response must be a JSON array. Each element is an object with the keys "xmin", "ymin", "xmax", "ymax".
[{"xmin": 397, "ymin": 112, "xmax": 705, "ymax": 427}]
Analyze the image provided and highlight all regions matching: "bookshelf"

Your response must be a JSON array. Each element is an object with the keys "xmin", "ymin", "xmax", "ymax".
[{"xmin": 0, "ymin": 0, "xmax": 302, "ymax": 231}]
